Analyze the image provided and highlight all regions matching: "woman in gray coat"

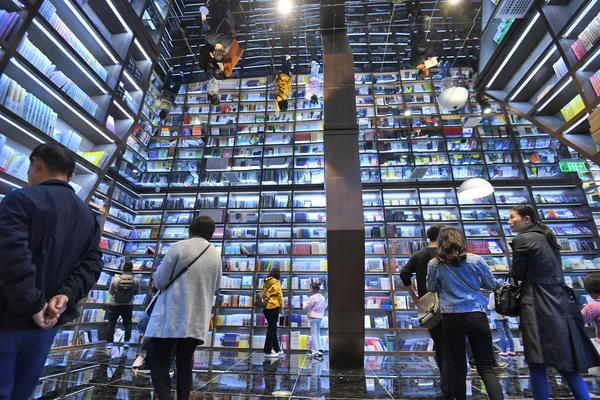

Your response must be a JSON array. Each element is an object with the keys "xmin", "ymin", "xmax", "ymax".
[
  {"xmin": 145, "ymin": 216, "xmax": 221, "ymax": 400},
  {"xmin": 508, "ymin": 205, "xmax": 600, "ymax": 400}
]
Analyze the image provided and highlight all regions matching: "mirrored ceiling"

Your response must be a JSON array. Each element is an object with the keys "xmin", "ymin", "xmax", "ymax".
[{"xmin": 157, "ymin": 0, "xmax": 482, "ymax": 81}]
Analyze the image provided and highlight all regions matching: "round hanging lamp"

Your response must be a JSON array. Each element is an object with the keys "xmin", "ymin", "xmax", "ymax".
[{"xmin": 457, "ymin": 178, "xmax": 494, "ymax": 200}]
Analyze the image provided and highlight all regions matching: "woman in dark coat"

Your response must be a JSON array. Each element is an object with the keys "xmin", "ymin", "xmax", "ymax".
[{"xmin": 508, "ymin": 205, "xmax": 600, "ymax": 400}]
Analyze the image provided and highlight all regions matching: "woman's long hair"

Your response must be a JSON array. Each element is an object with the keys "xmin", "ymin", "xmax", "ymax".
[
  {"xmin": 437, "ymin": 226, "xmax": 467, "ymax": 266},
  {"xmin": 268, "ymin": 267, "xmax": 281, "ymax": 280},
  {"xmin": 511, "ymin": 205, "xmax": 561, "ymax": 250}
]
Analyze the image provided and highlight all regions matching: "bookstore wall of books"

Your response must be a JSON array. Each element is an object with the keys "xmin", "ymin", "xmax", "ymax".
[
  {"xmin": 480, "ymin": 0, "xmax": 600, "ymax": 163},
  {"xmin": 3, "ymin": 0, "xmax": 600, "ymax": 358}
]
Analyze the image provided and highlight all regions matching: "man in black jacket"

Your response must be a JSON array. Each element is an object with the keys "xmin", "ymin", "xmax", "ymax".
[
  {"xmin": 400, "ymin": 224, "xmax": 454, "ymax": 400},
  {"xmin": 0, "ymin": 144, "xmax": 103, "ymax": 399}
]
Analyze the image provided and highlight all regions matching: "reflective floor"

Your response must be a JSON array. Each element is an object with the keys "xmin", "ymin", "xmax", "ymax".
[{"xmin": 35, "ymin": 345, "xmax": 600, "ymax": 399}]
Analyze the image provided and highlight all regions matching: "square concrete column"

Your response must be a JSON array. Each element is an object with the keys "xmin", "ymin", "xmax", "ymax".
[{"xmin": 322, "ymin": 31, "xmax": 365, "ymax": 368}]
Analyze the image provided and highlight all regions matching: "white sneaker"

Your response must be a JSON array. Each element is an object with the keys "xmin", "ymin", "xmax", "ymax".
[
  {"xmin": 123, "ymin": 341, "xmax": 130, "ymax": 349},
  {"xmin": 277, "ymin": 350, "xmax": 284, "ymax": 356},
  {"xmin": 265, "ymin": 351, "xmax": 278, "ymax": 358},
  {"xmin": 105, "ymin": 343, "xmax": 113, "ymax": 350}
]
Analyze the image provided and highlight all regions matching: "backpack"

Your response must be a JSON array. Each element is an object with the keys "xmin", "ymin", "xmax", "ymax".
[
  {"xmin": 255, "ymin": 280, "xmax": 276, "ymax": 308},
  {"xmin": 114, "ymin": 274, "xmax": 136, "ymax": 304}
]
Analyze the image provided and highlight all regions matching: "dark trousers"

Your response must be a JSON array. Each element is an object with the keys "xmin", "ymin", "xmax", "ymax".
[
  {"xmin": 263, "ymin": 308, "xmax": 281, "ymax": 354},
  {"xmin": 0, "ymin": 328, "xmax": 58, "ymax": 400},
  {"xmin": 107, "ymin": 304, "xmax": 133, "ymax": 343},
  {"xmin": 429, "ymin": 322, "xmax": 454, "ymax": 399},
  {"xmin": 443, "ymin": 312, "xmax": 504, "ymax": 400},
  {"xmin": 150, "ymin": 337, "xmax": 200, "ymax": 400}
]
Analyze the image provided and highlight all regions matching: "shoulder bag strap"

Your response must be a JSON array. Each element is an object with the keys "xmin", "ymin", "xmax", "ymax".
[
  {"xmin": 163, "ymin": 244, "xmax": 211, "ymax": 292},
  {"xmin": 443, "ymin": 264, "xmax": 479, "ymax": 293},
  {"xmin": 263, "ymin": 280, "xmax": 277, "ymax": 297}
]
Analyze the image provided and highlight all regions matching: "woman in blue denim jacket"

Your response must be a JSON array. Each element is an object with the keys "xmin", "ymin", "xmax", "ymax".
[{"xmin": 427, "ymin": 226, "xmax": 503, "ymax": 400}]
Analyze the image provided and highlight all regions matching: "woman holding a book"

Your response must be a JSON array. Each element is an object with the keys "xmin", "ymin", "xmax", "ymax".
[{"xmin": 508, "ymin": 205, "xmax": 600, "ymax": 400}]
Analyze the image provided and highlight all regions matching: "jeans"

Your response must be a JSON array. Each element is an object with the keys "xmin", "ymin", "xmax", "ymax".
[
  {"xmin": 150, "ymin": 337, "xmax": 200, "ymax": 400},
  {"xmin": 493, "ymin": 319, "xmax": 514, "ymax": 353},
  {"xmin": 0, "ymin": 328, "xmax": 58, "ymax": 400},
  {"xmin": 263, "ymin": 308, "xmax": 281, "ymax": 354},
  {"xmin": 443, "ymin": 312, "xmax": 504, "ymax": 400},
  {"xmin": 429, "ymin": 322, "xmax": 454, "ymax": 399},
  {"xmin": 309, "ymin": 317, "xmax": 322, "ymax": 354},
  {"xmin": 107, "ymin": 304, "xmax": 133, "ymax": 343},
  {"xmin": 529, "ymin": 363, "xmax": 591, "ymax": 400}
]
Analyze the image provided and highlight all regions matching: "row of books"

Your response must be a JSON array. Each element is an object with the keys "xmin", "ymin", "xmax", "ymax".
[
  {"xmin": 365, "ymin": 315, "xmax": 390, "ymax": 329},
  {"xmin": 0, "ymin": 75, "xmax": 58, "ymax": 136},
  {"xmin": 39, "ymin": 0, "xmax": 108, "ymax": 80},
  {"xmin": 466, "ymin": 240, "xmax": 504, "ymax": 254},
  {"xmin": 17, "ymin": 34, "xmax": 99, "ymax": 116},
  {"xmin": 219, "ymin": 295, "xmax": 253, "ymax": 307},
  {"xmin": 590, "ymin": 70, "xmax": 600, "ymax": 97},
  {"xmin": 0, "ymin": 10, "xmax": 19, "ymax": 40},
  {"xmin": 560, "ymin": 95, "xmax": 585, "ymax": 122},
  {"xmin": 570, "ymin": 12, "xmax": 600, "ymax": 61},
  {"xmin": 0, "ymin": 134, "xmax": 30, "ymax": 181}
]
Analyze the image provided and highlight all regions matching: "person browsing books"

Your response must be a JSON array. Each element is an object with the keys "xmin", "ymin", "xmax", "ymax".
[
  {"xmin": 0, "ymin": 143, "xmax": 103, "ymax": 399},
  {"xmin": 508, "ymin": 205, "xmax": 600, "ymax": 399},
  {"xmin": 145, "ymin": 215, "xmax": 221, "ymax": 400},
  {"xmin": 400, "ymin": 224, "xmax": 453, "ymax": 399},
  {"xmin": 426, "ymin": 226, "xmax": 503, "ymax": 400},
  {"xmin": 302, "ymin": 282, "xmax": 327, "ymax": 359},
  {"xmin": 263, "ymin": 268, "xmax": 284, "ymax": 358},
  {"xmin": 106, "ymin": 261, "xmax": 140, "ymax": 350}
]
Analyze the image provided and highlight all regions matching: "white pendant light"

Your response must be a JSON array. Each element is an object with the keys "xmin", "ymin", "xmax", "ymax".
[{"xmin": 457, "ymin": 178, "xmax": 494, "ymax": 200}]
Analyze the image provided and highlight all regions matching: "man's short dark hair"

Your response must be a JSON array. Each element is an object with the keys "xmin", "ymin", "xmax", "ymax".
[
  {"xmin": 30, "ymin": 143, "xmax": 75, "ymax": 177},
  {"xmin": 190, "ymin": 215, "xmax": 215, "ymax": 240},
  {"xmin": 123, "ymin": 261, "xmax": 133, "ymax": 273},
  {"xmin": 159, "ymin": 109, "xmax": 168, "ymax": 120},
  {"xmin": 427, "ymin": 224, "xmax": 443, "ymax": 243},
  {"xmin": 310, "ymin": 282, "xmax": 320, "ymax": 291}
]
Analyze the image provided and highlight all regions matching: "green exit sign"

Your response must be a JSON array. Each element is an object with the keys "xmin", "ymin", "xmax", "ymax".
[{"xmin": 559, "ymin": 160, "xmax": 588, "ymax": 172}]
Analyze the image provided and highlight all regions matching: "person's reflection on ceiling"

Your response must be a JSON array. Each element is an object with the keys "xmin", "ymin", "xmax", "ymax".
[{"xmin": 199, "ymin": 0, "xmax": 246, "ymax": 105}]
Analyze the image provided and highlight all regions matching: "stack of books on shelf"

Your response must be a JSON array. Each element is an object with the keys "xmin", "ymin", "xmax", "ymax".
[
  {"xmin": 590, "ymin": 70, "xmax": 600, "ymax": 97},
  {"xmin": 0, "ymin": 134, "xmax": 30, "ymax": 181},
  {"xmin": 39, "ymin": 1, "xmax": 108, "ymax": 80},
  {"xmin": 552, "ymin": 58, "xmax": 568, "ymax": 80},
  {"xmin": 570, "ymin": 12, "xmax": 600, "ymax": 60},
  {"xmin": 0, "ymin": 10, "xmax": 19, "ymax": 40},
  {"xmin": 0, "ymin": 75, "xmax": 58, "ymax": 136},
  {"xmin": 17, "ymin": 34, "xmax": 99, "ymax": 116},
  {"xmin": 560, "ymin": 95, "xmax": 585, "ymax": 122}
]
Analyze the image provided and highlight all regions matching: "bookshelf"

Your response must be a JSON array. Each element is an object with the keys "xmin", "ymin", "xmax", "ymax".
[
  {"xmin": 479, "ymin": 0, "xmax": 600, "ymax": 163},
  {"xmin": 0, "ymin": 0, "xmax": 171, "ymax": 203},
  {"xmin": 105, "ymin": 70, "xmax": 330, "ymax": 353},
  {"xmin": 354, "ymin": 67, "xmax": 600, "ymax": 354},
  {"xmin": 96, "ymin": 65, "xmax": 600, "ymax": 356},
  {"xmin": 0, "ymin": 0, "xmax": 170, "ymax": 350}
]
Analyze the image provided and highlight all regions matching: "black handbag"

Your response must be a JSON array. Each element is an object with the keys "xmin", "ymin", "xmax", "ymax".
[{"xmin": 494, "ymin": 277, "xmax": 522, "ymax": 317}]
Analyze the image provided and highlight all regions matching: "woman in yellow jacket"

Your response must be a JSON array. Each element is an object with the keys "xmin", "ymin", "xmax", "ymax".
[
  {"xmin": 263, "ymin": 267, "xmax": 284, "ymax": 358},
  {"xmin": 274, "ymin": 56, "xmax": 294, "ymax": 113}
]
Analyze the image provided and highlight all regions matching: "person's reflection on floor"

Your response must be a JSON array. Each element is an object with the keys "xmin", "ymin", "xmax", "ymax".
[
  {"xmin": 309, "ymin": 358, "xmax": 326, "ymax": 399},
  {"xmin": 263, "ymin": 357, "xmax": 280, "ymax": 394}
]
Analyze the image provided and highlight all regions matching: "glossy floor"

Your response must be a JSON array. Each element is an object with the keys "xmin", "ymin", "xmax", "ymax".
[{"xmin": 35, "ymin": 345, "xmax": 600, "ymax": 399}]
